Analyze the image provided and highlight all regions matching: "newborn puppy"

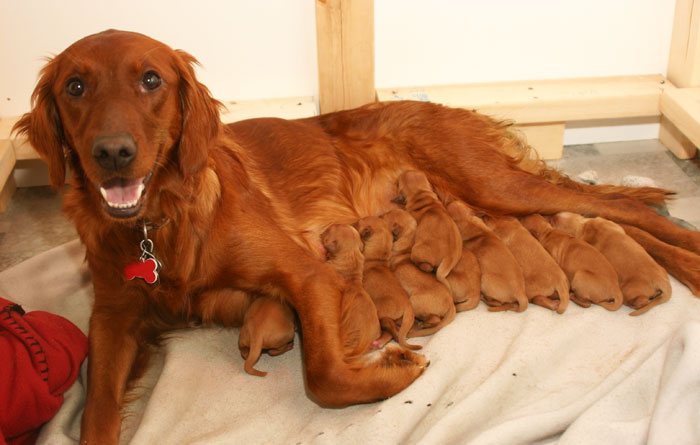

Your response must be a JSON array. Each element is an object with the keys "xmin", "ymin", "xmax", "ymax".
[
  {"xmin": 238, "ymin": 295, "xmax": 296, "ymax": 377},
  {"xmin": 551, "ymin": 212, "xmax": 671, "ymax": 316},
  {"xmin": 356, "ymin": 215, "xmax": 420, "ymax": 350},
  {"xmin": 321, "ymin": 224, "xmax": 382, "ymax": 357},
  {"xmin": 483, "ymin": 215, "xmax": 570, "ymax": 313},
  {"xmin": 447, "ymin": 201, "xmax": 528, "ymax": 312},
  {"xmin": 446, "ymin": 245, "xmax": 482, "ymax": 312},
  {"xmin": 381, "ymin": 209, "xmax": 456, "ymax": 337},
  {"xmin": 394, "ymin": 170, "xmax": 463, "ymax": 290},
  {"xmin": 520, "ymin": 214, "xmax": 622, "ymax": 311}
]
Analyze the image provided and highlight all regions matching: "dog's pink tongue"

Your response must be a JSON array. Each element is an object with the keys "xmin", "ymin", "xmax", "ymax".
[{"xmin": 101, "ymin": 177, "xmax": 143, "ymax": 204}]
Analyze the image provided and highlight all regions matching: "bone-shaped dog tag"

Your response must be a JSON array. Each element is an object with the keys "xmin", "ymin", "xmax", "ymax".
[
  {"xmin": 124, "ymin": 222, "xmax": 162, "ymax": 285},
  {"xmin": 124, "ymin": 258, "xmax": 161, "ymax": 284}
]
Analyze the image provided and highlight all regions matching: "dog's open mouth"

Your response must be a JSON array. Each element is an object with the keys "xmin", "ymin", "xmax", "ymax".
[{"xmin": 98, "ymin": 174, "xmax": 151, "ymax": 218}]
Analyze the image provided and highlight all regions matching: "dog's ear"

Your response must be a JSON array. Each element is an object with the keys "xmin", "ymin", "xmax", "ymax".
[
  {"xmin": 359, "ymin": 227, "xmax": 372, "ymax": 241},
  {"xmin": 174, "ymin": 50, "xmax": 222, "ymax": 177},
  {"xmin": 12, "ymin": 58, "xmax": 66, "ymax": 188},
  {"xmin": 390, "ymin": 223, "xmax": 402, "ymax": 242}
]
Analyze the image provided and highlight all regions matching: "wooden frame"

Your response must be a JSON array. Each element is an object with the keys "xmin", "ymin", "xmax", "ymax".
[{"xmin": 1, "ymin": 0, "xmax": 700, "ymax": 211}]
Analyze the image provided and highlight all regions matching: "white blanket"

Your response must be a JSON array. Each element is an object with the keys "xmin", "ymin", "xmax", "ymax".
[{"xmin": 1, "ymin": 239, "xmax": 699, "ymax": 445}]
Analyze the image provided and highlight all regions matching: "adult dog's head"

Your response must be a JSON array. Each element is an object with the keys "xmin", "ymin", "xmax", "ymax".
[{"xmin": 13, "ymin": 29, "xmax": 221, "ymax": 220}]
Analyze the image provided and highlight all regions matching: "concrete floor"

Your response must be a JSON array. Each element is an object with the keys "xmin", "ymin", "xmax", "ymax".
[{"xmin": 0, "ymin": 139, "xmax": 698, "ymax": 272}]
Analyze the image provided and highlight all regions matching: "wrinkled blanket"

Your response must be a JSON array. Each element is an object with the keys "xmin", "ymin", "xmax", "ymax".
[{"xmin": 1, "ymin": 239, "xmax": 699, "ymax": 445}]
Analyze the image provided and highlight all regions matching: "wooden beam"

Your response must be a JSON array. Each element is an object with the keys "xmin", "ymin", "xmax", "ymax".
[
  {"xmin": 376, "ymin": 75, "xmax": 666, "ymax": 124},
  {"xmin": 315, "ymin": 0, "xmax": 375, "ymax": 114},
  {"xmin": 0, "ymin": 140, "xmax": 17, "ymax": 211},
  {"xmin": 667, "ymin": 0, "xmax": 700, "ymax": 88},
  {"xmin": 219, "ymin": 96, "xmax": 317, "ymax": 123},
  {"xmin": 659, "ymin": 86, "xmax": 700, "ymax": 158},
  {"xmin": 513, "ymin": 122, "xmax": 566, "ymax": 160}
]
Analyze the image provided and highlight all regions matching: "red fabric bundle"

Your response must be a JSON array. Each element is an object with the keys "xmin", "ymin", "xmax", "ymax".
[{"xmin": 0, "ymin": 297, "xmax": 88, "ymax": 444}]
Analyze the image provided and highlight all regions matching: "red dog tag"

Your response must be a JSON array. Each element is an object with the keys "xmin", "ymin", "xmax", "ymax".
[{"xmin": 124, "ymin": 258, "xmax": 160, "ymax": 284}]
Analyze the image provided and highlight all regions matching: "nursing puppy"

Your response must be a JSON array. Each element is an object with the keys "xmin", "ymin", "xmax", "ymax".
[
  {"xmin": 394, "ymin": 170, "xmax": 463, "ymax": 290},
  {"xmin": 381, "ymin": 209, "xmax": 456, "ymax": 337},
  {"xmin": 483, "ymin": 215, "xmax": 570, "ymax": 313},
  {"xmin": 321, "ymin": 224, "xmax": 382, "ymax": 357},
  {"xmin": 238, "ymin": 295, "xmax": 296, "ymax": 377},
  {"xmin": 520, "ymin": 214, "xmax": 623, "ymax": 311},
  {"xmin": 445, "ymin": 246, "xmax": 482, "ymax": 312},
  {"xmin": 551, "ymin": 212, "xmax": 671, "ymax": 316},
  {"xmin": 447, "ymin": 201, "xmax": 528, "ymax": 312},
  {"xmin": 356, "ymin": 216, "xmax": 420, "ymax": 350}
]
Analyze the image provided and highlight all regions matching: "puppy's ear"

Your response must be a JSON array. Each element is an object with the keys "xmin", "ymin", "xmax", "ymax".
[
  {"xmin": 390, "ymin": 194, "xmax": 406, "ymax": 205},
  {"xmin": 12, "ymin": 58, "xmax": 66, "ymax": 188},
  {"xmin": 390, "ymin": 224, "xmax": 402, "ymax": 242},
  {"xmin": 360, "ymin": 227, "xmax": 372, "ymax": 241},
  {"xmin": 174, "ymin": 50, "xmax": 222, "ymax": 177}
]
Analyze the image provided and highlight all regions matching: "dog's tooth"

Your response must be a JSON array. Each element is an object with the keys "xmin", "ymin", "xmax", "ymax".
[
  {"xmin": 137, "ymin": 183, "xmax": 145, "ymax": 198},
  {"xmin": 100, "ymin": 187, "xmax": 108, "ymax": 201}
]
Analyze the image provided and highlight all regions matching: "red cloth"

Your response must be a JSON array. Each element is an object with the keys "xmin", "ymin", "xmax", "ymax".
[{"xmin": 0, "ymin": 297, "xmax": 88, "ymax": 445}]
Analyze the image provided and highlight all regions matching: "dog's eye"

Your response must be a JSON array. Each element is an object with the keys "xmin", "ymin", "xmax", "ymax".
[
  {"xmin": 142, "ymin": 71, "xmax": 162, "ymax": 90},
  {"xmin": 66, "ymin": 78, "xmax": 84, "ymax": 97}
]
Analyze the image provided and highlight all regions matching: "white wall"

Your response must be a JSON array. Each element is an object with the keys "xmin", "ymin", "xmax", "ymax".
[
  {"xmin": 1, "ymin": 0, "xmax": 677, "ymax": 145},
  {"xmin": 0, "ymin": 0, "xmax": 318, "ymax": 117}
]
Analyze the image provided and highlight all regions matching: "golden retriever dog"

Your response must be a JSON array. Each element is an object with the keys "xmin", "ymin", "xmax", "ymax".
[
  {"xmin": 13, "ymin": 30, "xmax": 700, "ymax": 442},
  {"xmin": 447, "ymin": 201, "xmax": 529, "ymax": 312},
  {"xmin": 483, "ymin": 215, "xmax": 570, "ymax": 313},
  {"xmin": 356, "ymin": 216, "xmax": 420, "ymax": 350},
  {"xmin": 551, "ymin": 212, "xmax": 671, "ymax": 316},
  {"xmin": 520, "ymin": 214, "xmax": 623, "ymax": 310},
  {"xmin": 238, "ymin": 295, "xmax": 296, "ymax": 377},
  {"xmin": 394, "ymin": 170, "xmax": 463, "ymax": 289},
  {"xmin": 380, "ymin": 209, "xmax": 456, "ymax": 337}
]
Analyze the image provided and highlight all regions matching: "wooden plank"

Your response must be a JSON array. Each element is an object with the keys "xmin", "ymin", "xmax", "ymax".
[
  {"xmin": 513, "ymin": 122, "xmax": 565, "ymax": 160},
  {"xmin": 0, "ymin": 174, "xmax": 16, "ymax": 212},
  {"xmin": 315, "ymin": 0, "xmax": 374, "ymax": 114},
  {"xmin": 659, "ymin": 87, "xmax": 700, "ymax": 157},
  {"xmin": 376, "ymin": 75, "xmax": 666, "ymax": 124},
  {"xmin": 219, "ymin": 96, "xmax": 317, "ymax": 123},
  {"xmin": 0, "ymin": 139, "xmax": 17, "ymax": 191},
  {"xmin": 667, "ymin": 0, "xmax": 700, "ymax": 87},
  {"xmin": 0, "ymin": 140, "xmax": 17, "ymax": 212},
  {"xmin": 659, "ymin": 115, "xmax": 698, "ymax": 159}
]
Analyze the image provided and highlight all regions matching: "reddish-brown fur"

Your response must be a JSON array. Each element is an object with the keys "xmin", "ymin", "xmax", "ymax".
[
  {"xmin": 551, "ymin": 213, "xmax": 671, "ymax": 316},
  {"xmin": 381, "ymin": 209, "xmax": 456, "ymax": 337},
  {"xmin": 12, "ymin": 30, "xmax": 700, "ymax": 443},
  {"xmin": 395, "ymin": 170, "xmax": 463, "ymax": 290},
  {"xmin": 621, "ymin": 224, "xmax": 700, "ymax": 297},
  {"xmin": 355, "ymin": 216, "xmax": 421, "ymax": 350},
  {"xmin": 483, "ymin": 215, "xmax": 570, "ymax": 313},
  {"xmin": 447, "ymin": 201, "xmax": 528, "ymax": 312},
  {"xmin": 238, "ymin": 295, "xmax": 296, "ymax": 377},
  {"xmin": 320, "ymin": 224, "xmax": 382, "ymax": 358},
  {"xmin": 520, "ymin": 214, "xmax": 623, "ymax": 310},
  {"xmin": 445, "ymin": 246, "xmax": 482, "ymax": 312}
]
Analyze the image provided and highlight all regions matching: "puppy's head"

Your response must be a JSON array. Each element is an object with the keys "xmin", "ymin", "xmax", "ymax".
[
  {"xmin": 320, "ymin": 224, "xmax": 363, "ymax": 260},
  {"xmin": 395, "ymin": 170, "xmax": 432, "ymax": 202},
  {"xmin": 549, "ymin": 212, "xmax": 586, "ymax": 237},
  {"xmin": 13, "ymin": 29, "xmax": 222, "ymax": 222},
  {"xmin": 355, "ymin": 216, "xmax": 392, "ymax": 260}
]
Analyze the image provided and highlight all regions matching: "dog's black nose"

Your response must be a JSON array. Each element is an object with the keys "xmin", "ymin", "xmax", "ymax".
[{"xmin": 92, "ymin": 134, "xmax": 137, "ymax": 171}]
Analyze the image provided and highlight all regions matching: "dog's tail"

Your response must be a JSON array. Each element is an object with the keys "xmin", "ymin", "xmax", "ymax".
[
  {"xmin": 407, "ymin": 302, "xmax": 456, "ymax": 338},
  {"xmin": 501, "ymin": 126, "xmax": 674, "ymax": 206},
  {"xmin": 621, "ymin": 224, "xmax": 700, "ymax": 297},
  {"xmin": 243, "ymin": 335, "xmax": 267, "ymax": 377}
]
